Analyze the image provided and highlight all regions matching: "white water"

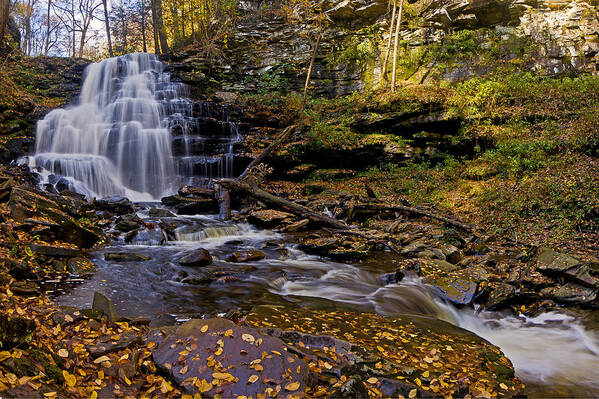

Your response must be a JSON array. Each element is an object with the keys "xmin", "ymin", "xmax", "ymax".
[{"xmin": 26, "ymin": 53, "xmax": 240, "ymax": 201}]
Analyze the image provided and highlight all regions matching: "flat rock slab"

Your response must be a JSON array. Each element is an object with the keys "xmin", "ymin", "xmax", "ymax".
[
  {"xmin": 246, "ymin": 304, "xmax": 522, "ymax": 398},
  {"xmin": 537, "ymin": 247, "xmax": 599, "ymax": 288},
  {"xmin": 89, "ymin": 332, "xmax": 141, "ymax": 358},
  {"xmin": 146, "ymin": 318, "xmax": 307, "ymax": 397}
]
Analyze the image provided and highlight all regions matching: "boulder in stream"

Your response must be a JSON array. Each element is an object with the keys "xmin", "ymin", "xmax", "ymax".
[
  {"xmin": 226, "ymin": 250, "xmax": 266, "ymax": 263},
  {"xmin": 178, "ymin": 248, "xmax": 213, "ymax": 267},
  {"xmin": 146, "ymin": 318, "xmax": 307, "ymax": 396},
  {"xmin": 247, "ymin": 209, "xmax": 294, "ymax": 228},
  {"xmin": 93, "ymin": 196, "xmax": 135, "ymax": 215}
]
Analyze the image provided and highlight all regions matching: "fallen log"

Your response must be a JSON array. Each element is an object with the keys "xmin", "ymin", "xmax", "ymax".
[
  {"xmin": 350, "ymin": 203, "xmax": 473, "ymax": 232},
  {"xmin": 238, "ymin": 125, "xmax": 297, "ymax": 180},
  {"xmin": 214, "ymin": 182, "xmax": 231, "ymax": 221},
  {"xmin": 220, "ymin": 179, "xmax": 349, "ymax": 230}
]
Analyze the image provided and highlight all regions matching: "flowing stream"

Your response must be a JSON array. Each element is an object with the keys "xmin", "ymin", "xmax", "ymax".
[{"xmin": 31, "ymin": 54, "xmax": 599, "ymax": 397}]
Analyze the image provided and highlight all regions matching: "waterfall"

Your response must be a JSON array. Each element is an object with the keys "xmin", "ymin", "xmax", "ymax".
[{"xmin": 26, "ymin": 53, "xmax": 241, "ymax": 201}]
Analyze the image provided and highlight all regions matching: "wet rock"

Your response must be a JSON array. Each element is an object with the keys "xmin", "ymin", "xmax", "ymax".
[
  {"xmin": 146, "ymin": 318, "xmax": 307, "ymax": 396},
  {"xmin": 227, "ymin": 250, "xmax": 266, "ymax": 263},
  {"xmin": 67, "ymin": 257, "xmax": 96, "ymax": 275},
  {"xmin": 177, "ymin": 185, "xmax": 215, "ymax": 198},
  {"xmin": 115, "ymin": 214, "xmax": 143, "ymax": 232},
  {"xmin": 178, "ymin": 248, "xmax": 213, "ymax": 267},
  {"xmin": 93, "ymin": 196, "xmax": 135, "ymax": 215},
  {"xmin": 541, "ymin": 283, "xmax": 597, "ymax": 305},
  {"xmin": 400, "ymin": 239, "xmax": 429, "ymax": 257},
  {"xmin": 485, "ymin": 283, "xmax": 516, "ymax": 311},
  {"xmin": 92, "ymin": 292, "xmax": 117, "ymax": 322},
  {"xmin": 465, "ymin": 242, "xmax": 491, "ymax": 255},
  {"xmin": 247, "ymin": 209, "xmax": 294, "ymax": 228},
  {"xmin": 148, "ymin": 207, "xmax": 176, "ymax": 217},
  {"xmin": 443, "ymin": 245, "xmax": 464, "ymax": 264},
  {"xmin": 104, "ymin": 252, "xmax": 151, "ymax": 262},
  {"xmin": 536, "ymin": 247, "xmax": 599, "ymax": 288},
  {"xmin": 380, "ymin": 270, "xmax": 405, "ymax": 285},
  {"xmin": 125, "ymin": 228, "xmax": 166, "ymax": 245},
  {"xmin": 161, "ymin": 195, "xmax": 217, "ymax": 214},
  {"xmin": 431, "ymin": 278, "xmax": 477, "ymax": 306}
]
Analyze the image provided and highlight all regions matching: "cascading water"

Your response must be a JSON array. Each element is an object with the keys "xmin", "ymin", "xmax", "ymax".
[{"xmin": 25, "ymin": 53, "xmax": 241, "ymax": 201}]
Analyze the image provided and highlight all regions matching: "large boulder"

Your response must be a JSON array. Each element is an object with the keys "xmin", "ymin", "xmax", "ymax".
[
  {"xmin": 536, "ymin": 248, "xmax": 599, "ymax": 288},
  {"xmin": 178, "ymin": 248, "xmax": 213, "ymax": 267},
  {"xmin": 10, "ymin": 187, "xmax": 103, "ymax": 248},
  {"xmin": 146, "ymin": 318, "xmax": 307, "ymax": 396}
]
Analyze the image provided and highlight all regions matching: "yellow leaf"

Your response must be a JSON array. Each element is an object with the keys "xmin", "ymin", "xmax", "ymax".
[
  {"xmin": 499, "ymin": 383, "xmax": 508, "ymax": 390},
  {"xmin": 43, "ymin": 392, "xmax": 57, "ymax": 397},
  {"xmin": 147, "ymin": 341, "xmax": 156, "ymax": 349},
  {"xmin": 285, "ymin": 382, "xmax": 300, "ymax": 391},
  {"xmin": 200, "ymin": 325, "xmax": 209, "ymax": 333},
  {"xmin": 62, "ymin": 370, "xmax": 76, "ymax": 387},
  {"xmin": 90, "ymin": 391, "xmax": 98, "ymax": 399},
  {"xmin": 242, "ymin": 334, "xmax": 255, "ymax": 344},
  {"xmin": 6, "ymin": 373, "xmax": 18, "ymax": 385},
  {"xmin": 124, "ymin": 376, "xmax": 131, "ymax": 385},
  {"xmin": 409, "ymin": 388, "xmax": 417, "ymax": 398},
  {"xmin": 376, "ymin": 346, "xmax": 385, "ymax": 353},
  {"xmin": 58, "ymin": 349, "xmax": 69, "ymax": 358},
  {"xmin": 248, "ymin": 375, "xmax": 259, "ymax": 384},
  {"xmin": 212, "ymin": 372, "xmax": 234, "ymax": 381},
  {"xmin": 224, "ymin": 329, "xmax": 233, "ymax": 337},
  {"xmin": 0, "ymin": 351, "xmax": 12, "ymax": 362},
  {"xmin": 195, "ymin": 379, "xmax": 213, "ymax": 393},
  {"xmin": 179, "ymin": 365, "xmax": 189, "ymax": 375},
  {"xmin": 254, "ymin": 364, "xmax": 263, "ymax": 371},
  {"xmin": 422, "ymin": 371, "xmax": 429, "ymax": 378},
  {"xmin": 214, "ymin": 347, "xmax": 223, "ymax": 356},
  {"xmin": 366, "ymin": 377, "xmax": 378, "ymax": 384},
  {"xmin": 93, "ymin": 356, "xmax": 111, "ymax": 364}
]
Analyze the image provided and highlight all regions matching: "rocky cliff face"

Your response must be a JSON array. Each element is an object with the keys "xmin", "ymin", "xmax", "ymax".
[{"xmin": 171, "ymin": 0, "xmax": 599, "ymax": 97}]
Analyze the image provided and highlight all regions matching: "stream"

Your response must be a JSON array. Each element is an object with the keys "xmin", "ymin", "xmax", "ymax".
[{"xmin": 26, "ymin": 53, "xmax": 599, "ymax": 397}]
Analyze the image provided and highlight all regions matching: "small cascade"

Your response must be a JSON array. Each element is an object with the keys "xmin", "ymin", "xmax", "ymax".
[
  {"xmin": 26, "ymin": 53, "xmax": 243, "ymax": 200},
  {"xmin": 174, "ymin": 224, "xmax": 248, "ymax": 241}
]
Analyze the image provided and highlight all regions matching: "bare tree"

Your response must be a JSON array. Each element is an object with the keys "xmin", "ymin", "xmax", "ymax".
[
  {"xmin": 101, "ymin": 0, "xmax": 112, "ymax": 55},
  {"xmin": 76, "ymin": 0, "xmax": 101, "ymax": 57},
  {"xmin": 150, "ymin": 0, "xmax": 159, "ymax": 53},
  {"xmin": 390, "ymin": 0, "xmax": 403, "ymax": 92},
  {"xmin": 381, "ymin": 0, "xmax": 396, "ymax": 78}
]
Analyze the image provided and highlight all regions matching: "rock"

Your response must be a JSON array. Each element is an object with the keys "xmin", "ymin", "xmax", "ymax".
[
  {"xmin": 177, "ymin": 185, "xmax": 215, "ymax": 197},
  {"xmin": 380, "ymin": 270, "xmax": 405, "ymax": 285},
  {"xmin": 246, "ymin": 304, "xmax": 521, "ymax": 395},
  {"xmin": 28, "ymin": 243, "xmax": 81, "ymax": 258},
  {"xmin": 247, "ymin": 209, "xmax": 294, "ymax": 228},
  {"xmin": 148, "ymin": 207, "xmax": 176, "ymax": 217},
  {"xmin": 10, "ymin": 281, "xmax": 40, "ymax": 296},
  {"xmin": 485, "ymin": 283, "xmax": 516, "ymax": 311},
  {"xmin": 536, "ymin": 247, "xmax": 599, "ymax": 288},
  {"xmin": 92, "ymin": 292, "xmax": 117, "ymax": 322},
  {"xmin": 226, "ymin": 250, "xmax": 266, "ymax": 263},
  {"xmin": 282, "ymin": 218, "xmax": 310, "ymax": 232},
  {"xmin": 161, "ymin": 195, "xmax": 217, "ymax": 214},
  {"xmin": 125, "ymin": 228, "xmax": 166, "ymax": 245},
  {"xmin": 10, "ymin": 187, "xmax": 103, "ymax": 248},
  {"xmin": 146, "ymin": 318, "xmax": 307, "ymax": 396},
  {"xmin": 541, "ymin": 283, "xmax": 597, "ymax": 305},
  {"xmin": 104, "ymin": 252, "xmax": 151, "ymax": 262},
  {"xmin": 67, "ymin": 257, "xmax": 96, "ymax": 275},
  {"xmin": 115, "ymin": 214, "xmax": 143, "ymax": 232},
  {"xmin": 431, "ymin": 277, "xmax": 477, "ymax": 306},
  {"xmin": 178, "ymin": 248, "xmax": 213, "ymax": 267},
  {"xmin": 93, "ymin": 196, "xmax": 135, "ymax": 215},
  {"xmin": 88, "ymin": 333, "xmax": 141, "ymax": 358},
  {"xmin": 0, "ymin": 315, "xmax": 36, "ymax": 345}
]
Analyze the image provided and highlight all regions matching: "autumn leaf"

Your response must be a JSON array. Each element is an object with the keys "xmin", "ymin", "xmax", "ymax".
[
  {"xmin": 248, "ymin": 375, "xmax": 259, "ymax": 384},
  {"xmin": 0, "ymin": 351, "xmax": 12, "ymax": 362},
  {"xmin": 58, "ymin": 349, "xmax": 69, "ymax": 358},
  {"xmin": 195, "ymin": 379, "xmax": 213, "ymax": 393},
  {"xmin": 366, "ymin": 377, "xmax": 379, "ymax": 384},
  {"xmin": 200, "ymin": 325, "xmax": 208, "ymax": 333},
  {"xmin": 179, "ymin": 365, "xmax": 189, "ymax": 375},
  {"xmin": 62, "ymin": 370, "xmax": 76, "ymax": 387},
  {"xmin": 93, "ymin": 355, "xmax": 110, "ymax": 364},
  {"xmin": 242, "ymin": 334, "xmax": 255, "ymax": 343},
  {"xmin": 285, "ymin": 382, "xmax": 300, "ymax": 391},
  {"xmin": 409, "ymin": 388, "xmax": 418, "ymax": 398}
]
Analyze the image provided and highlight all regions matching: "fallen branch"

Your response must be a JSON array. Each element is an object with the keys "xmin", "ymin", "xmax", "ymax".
[
  {"xmin": 220, "ymin": 179, "xmax": 349, "ymax": 230},
  {"xmin": 238, "ymin": 125, "xmax": 297, "ymax": 180},
  {"xmin": 350, "ymin": 203, "xmax": 473, "ymax": 232}
]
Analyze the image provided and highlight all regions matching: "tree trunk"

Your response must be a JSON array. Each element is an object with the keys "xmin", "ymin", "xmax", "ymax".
[
  {"xmin": 141, "ymin": 0, "xmax": 147, "ymax": 52},
  {"xmin": 0, "ymin": 0, "xmax": 10, "ymax": 49},
  {"xmin": 155, "ymin": 0, "xmax": 169, "ymax": 54},
  {"xmin": 302, "ymin": 32, "xmax": 321, "ymax": 110},
  {"xmin": 44, "ymin": 0, "xmax": 52, "ymax": 54},
  {"xmin": 220, "ymin": 179, "xmax": 350, "ymax": 230},
  {"xmin": 381, "ymin": 0, "xmax": 396, "ymax": 78},
  {"xmin": 102, "ymin": 0, "xmax": 113, "ymax": 56},
  {"xmin": 390, "ymin": 0, "xmax": 403, "ymax": 92},
  {"xmin": 150, "ymin": 0, "xmax": 159, "ymax": 54},
  {"xmin": 239, "ymin": 125, "xmax": 297, "ymax": 180}
]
